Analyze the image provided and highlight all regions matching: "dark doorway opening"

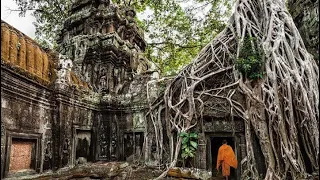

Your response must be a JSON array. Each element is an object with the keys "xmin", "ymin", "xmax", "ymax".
[
  {"xmin": 75, "ymin": 130, "xmax": 92, "ymax": 163},
  {"xmin": 211, "ymin": 136, "xmax": 236, "ymax": 180},
  {"xmin": 123, "ymin": 132, "xmax": 144, "ymax": 161}
]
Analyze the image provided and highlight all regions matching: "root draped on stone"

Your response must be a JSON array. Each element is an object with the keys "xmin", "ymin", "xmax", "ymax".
[{"xmin": 147, "ymin": 0, "xmax": 319, "ymax": 179}]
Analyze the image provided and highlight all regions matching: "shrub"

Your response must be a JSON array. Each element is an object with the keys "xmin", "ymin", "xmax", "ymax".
[
  {"xmin": 179, "ymin": 132, "xmax": 198, "ymax": 161},
  {"xmin": 235, "ymin": 36, "xmax": 264, "ymax": 80}
]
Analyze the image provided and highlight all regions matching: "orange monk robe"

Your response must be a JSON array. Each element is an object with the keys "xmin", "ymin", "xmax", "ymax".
[{"xmin": 216, "ymin": 144, "xmax": 238, "ymax": 176}]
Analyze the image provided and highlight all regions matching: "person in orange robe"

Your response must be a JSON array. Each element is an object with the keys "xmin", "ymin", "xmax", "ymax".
[{"xmin": 216, "ymin": 139, "xmax": 238, "ymax": 180}]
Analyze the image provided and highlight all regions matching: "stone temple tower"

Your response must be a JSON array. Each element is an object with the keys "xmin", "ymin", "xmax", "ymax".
[
  {"xmin": 55, "ymin": 0, "xmax": 160, "ymax": 164},
  {"xmin": 57, "ymin": 0, "xmax": 150, "ymax": 94}
]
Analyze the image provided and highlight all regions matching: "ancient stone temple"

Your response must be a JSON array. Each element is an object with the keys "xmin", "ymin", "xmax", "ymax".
[
  {"xmin": 1, "ymin": 1, "xmax": 262, "ymax": 180},
  {"xmin": 1, "ymin": 0, "xmax": 161, "ymax": 178},
  {"xmin": 57, "ymin": 0, "xmax": 150, "ymax": 94}
]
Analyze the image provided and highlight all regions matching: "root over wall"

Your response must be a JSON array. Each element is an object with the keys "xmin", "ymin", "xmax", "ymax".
[{"xmin": 149, "ymin": 0, "xmax": 319, "ymax": 179}]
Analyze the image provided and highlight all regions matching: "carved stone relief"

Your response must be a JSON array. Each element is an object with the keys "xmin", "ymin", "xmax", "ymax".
[
  {"xmin": 98, "ymin": 120, "xmax": 109, "ymax": 159},
  {"xmin": 110, "ymin": 118, "xmax": 118, "ymax": 160},
  {"xmin": 203, "ymin": 117, "xmax": 244, "ymax": 132},
  {"xmin": 99, "ymin": 67, "xmax": 107, "ymax": 92},
  {"xmin": 133, "ymin": 112, "xmax": 145, "ymax": 130},
  {"xmin": 32, "ymin": 106, "xmax": 41, "ymax": 127},
  {"xmin": 43, "ymin": 140, "xmax": 52, "ymax": 170},
  {"xmin": 20, "ymin": 105, "xmax": 33, "ymax": 129},
  {"xmin": 62, "ymin": 138, "xmax": 70, "ymax": 166}
]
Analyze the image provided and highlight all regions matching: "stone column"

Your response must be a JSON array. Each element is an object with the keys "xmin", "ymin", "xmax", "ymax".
[{"xmin": 197, "ymin": 133, "xmax": 207, "ymax": 169}]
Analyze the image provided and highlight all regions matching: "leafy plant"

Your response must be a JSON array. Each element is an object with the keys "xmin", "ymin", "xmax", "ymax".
[
  {"xmin": 179, "ymin": 132, "xmax": 198, "ymax": 162},
  {"xmin": 235, "ymin": 36, "xmax": 264, "ymax": 80}
]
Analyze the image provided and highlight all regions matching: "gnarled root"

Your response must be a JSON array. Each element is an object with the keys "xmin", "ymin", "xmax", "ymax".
[{"xmin": 149, "ymin": 0, "xmax": 319, "ymax": 179}]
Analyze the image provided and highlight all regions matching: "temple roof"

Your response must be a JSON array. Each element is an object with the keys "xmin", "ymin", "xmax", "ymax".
[{"xmin": 58, "ymin": 0, "xmax": 146, "ymax": 51}]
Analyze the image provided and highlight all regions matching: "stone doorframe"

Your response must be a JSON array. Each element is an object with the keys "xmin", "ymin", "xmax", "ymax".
[
  {"xmin": 71, "ymin": 126, "xmax": 92, "ymax": 166},
  {"xmin": 205, "ymin": 132, "xmax": 243, "ymax": 180},
  {"xmin": 4, "ymin": 131, "xmax": 42, "ymax": 178}
]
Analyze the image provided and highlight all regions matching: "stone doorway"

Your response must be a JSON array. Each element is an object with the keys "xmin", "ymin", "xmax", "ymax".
[
  {"xmin": 207, "ymin": 135, "xmax": 238, "ymax": 180},
  {"xmin": 74, "ymin": 129, "xmax": 92, "ymax": 164},
  {"xmin": 123, "ymin": 132, "xmax": 144, "ymax": 161}
]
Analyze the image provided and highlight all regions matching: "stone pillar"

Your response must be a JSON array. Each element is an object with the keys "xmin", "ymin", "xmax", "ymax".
[
  {"xmin": 34, "ymin": 46, "xmax": 43, "ymax": 78},
  {"xmin": 197, "ymin": 133, "xmax": 207, "ymax": 169},
  {"xmin": 42, "ymin": 53, "xmax": 49, "ymax": 81},
  {"xmin": 51, "ymin": 97, "xmax": 61, "ymax": 171}
]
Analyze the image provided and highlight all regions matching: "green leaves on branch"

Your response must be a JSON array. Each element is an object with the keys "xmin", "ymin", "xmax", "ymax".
[
  {"xmin": 143, "ymin": 0, "xmax": 234, "ymax": 75},
  {"xmin": 235, "ymin": 36, "xmax": 264, "ymax": 80},
  {"xmin": 13, "ymin": 0, "xmax": 71, "ymax": 49},
  {"xmin": 179, "ymin": 132, "xmax": 198, "ymax": 160}
]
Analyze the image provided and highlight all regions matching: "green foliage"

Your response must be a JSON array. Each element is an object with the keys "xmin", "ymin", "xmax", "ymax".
[
  {"xmin": 14, "ymin": 0, "xmax": 71, "ymax": 50},
  {"xmin": 179, "ymin": 132, "xmax": 198, "ymax": 160},
  {"xmin": 142, "ymin": 0, "xmax": 234, "ymax": 75},
  {"xmin": 13, "ymin": 0, "xmax": 235, "ymax": 74},
  {"xmin": 235, "ymin": 36, "xmax": 264, "ymax": 80}
]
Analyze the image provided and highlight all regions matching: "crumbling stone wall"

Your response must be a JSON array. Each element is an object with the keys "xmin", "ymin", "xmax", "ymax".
[
  {"xmin": 1, "ymin": 21, "xmax": 53, "ymax": 84},
  {"xmin": 1, "ymin": 60, "xmax": 99, "ymax": 178},
  {"xmin": 1, "ymin": 64, "xmax": 54, "ymax": 177},
  {"xmin": 1, "ymin": 17, "xmax": 158, "ymax": 178},
  {"xmin": 51, "ymin": 91, "xmax": 98, "ymax": 169}
]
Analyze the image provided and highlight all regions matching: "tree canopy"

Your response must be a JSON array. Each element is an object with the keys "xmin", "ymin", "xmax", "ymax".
[{"xmin": 12, "ymin": 0, "xmax": 234, "ymax": 75}]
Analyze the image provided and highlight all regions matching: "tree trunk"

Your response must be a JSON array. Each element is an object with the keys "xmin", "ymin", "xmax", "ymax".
[{"xmin": 151, "ymin": 0, "xmax": 319, "ymax": 179}]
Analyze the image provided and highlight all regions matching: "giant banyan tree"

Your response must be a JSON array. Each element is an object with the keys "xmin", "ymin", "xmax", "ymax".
[{"xmin": 150, "ymin": 0, "xmax": 319, "ymax": 179}]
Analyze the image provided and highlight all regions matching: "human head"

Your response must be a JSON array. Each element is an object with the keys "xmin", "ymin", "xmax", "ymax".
[{"xmin": 222, "ymin": 139, "xmax": 227, "ymax": 144}]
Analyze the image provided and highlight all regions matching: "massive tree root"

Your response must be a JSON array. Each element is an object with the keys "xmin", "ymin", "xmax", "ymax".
[{"xmin": 148, "ymin": 0, "xmax": 319, "ymax": 179}]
